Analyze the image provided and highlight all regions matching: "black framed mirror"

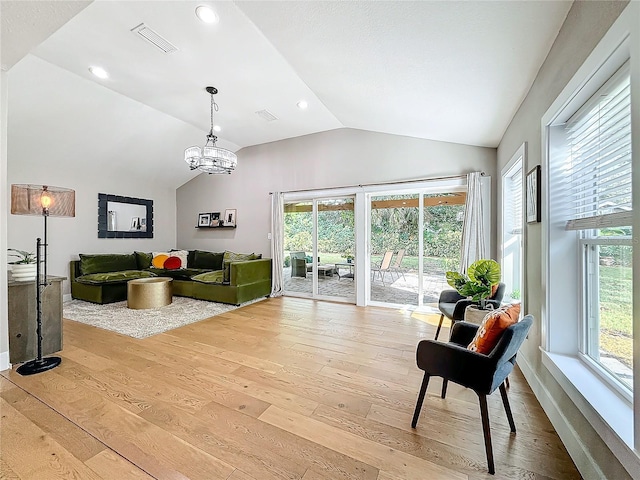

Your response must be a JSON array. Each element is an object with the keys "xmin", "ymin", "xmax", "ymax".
[{"xmin": 98, "ymin": 193, "xmax": 154, "ymax": 238}]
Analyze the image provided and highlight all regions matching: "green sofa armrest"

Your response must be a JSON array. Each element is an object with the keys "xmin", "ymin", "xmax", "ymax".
[{"xmin": 230, "ymin": 258, "xmax": 272, "ymax": 286}]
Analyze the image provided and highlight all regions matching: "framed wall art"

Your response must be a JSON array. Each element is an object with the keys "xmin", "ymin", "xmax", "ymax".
[
  {"xmin": 198, "ymin": 213, "xmax": 211, "ymax": 227},
  {"xmin": 526, "ymin": 165, "xmax": 541, "ymax": 224},
  {"xmin": 224, "ymin": 209, "xmax": 237, "ymax": 227}
]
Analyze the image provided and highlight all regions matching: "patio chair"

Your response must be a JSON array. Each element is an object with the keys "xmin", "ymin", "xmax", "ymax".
[
  {"xmin": 371, "ymin": 251, "xmax": 394, "ymax": 285},
  {"xmin": 389, "ymin": 248, "xmax": 406, "ymax": 280},
  {"xmin": 290, "ymin": 251, "xmax": 307, "ymax": 278}
]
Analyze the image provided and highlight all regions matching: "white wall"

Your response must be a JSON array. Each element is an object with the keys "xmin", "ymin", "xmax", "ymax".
[
  {"xmin": 6, "ymin": 55, "xmax": 207, "ymax": 296},
  {"xmin": 1, "ymin": 70, "xmax": 10, "ymax": 370},
  {"xmin": 496, "ymin": 1, "xmax": 632, "ymax": 479},
  {"xmin": 176, "ymin": 128, "xmax": 496, "ymax": 255}
]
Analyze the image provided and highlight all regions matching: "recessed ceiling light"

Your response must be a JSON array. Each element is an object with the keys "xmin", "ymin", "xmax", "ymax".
[
  {"xmin": 196, "ymin": 5, "xmax": 219, "ymax": 24},
  {"xmin": 297, "ymin": 100, "xmax": 308, "ymax": 110},
  {"xmin": 213, "ymin": 125, "xmax": 221, "ymax": 132},
  {"xmin": 89, "ymin": 66, "xmax": 109, "ymax": 79}
]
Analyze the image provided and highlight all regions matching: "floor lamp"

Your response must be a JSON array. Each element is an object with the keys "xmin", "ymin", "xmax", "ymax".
[{"xmin": 10, "ymin": 184, "xmax": 75, "ymax": 376}]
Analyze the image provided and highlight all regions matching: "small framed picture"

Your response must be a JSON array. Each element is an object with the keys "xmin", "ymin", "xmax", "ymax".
[
  {"xmin": 130, "ymin": 217, "xmax": 140, "ymax": 230},
  {"xmin": 526, "ymin": 165, "xmax": 541, "ymax": 224},
  {"xmin": 211, "ymin": 212, "xmax": 222, "ymax": 227},
  {"xmin": 198, "ymin": 213, "xmax": 211, "ymax": 227},
  {"xmin": 139, "ymin": 217, "xmax": 147, "ymax": 232},
  {"xmin": 224, "ymin": 209, "xmax": 237, "ymax": 227}
]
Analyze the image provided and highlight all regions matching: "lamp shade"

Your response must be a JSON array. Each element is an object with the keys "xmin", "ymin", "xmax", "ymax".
[{"xmin": 11, "ymin": 184, "xmax": 75, "ymax": 217}]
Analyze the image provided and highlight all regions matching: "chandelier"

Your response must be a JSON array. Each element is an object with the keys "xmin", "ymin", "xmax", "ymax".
[{"xmin": 184, "ymin": 86, "xmax": 237, "ymax": 174}]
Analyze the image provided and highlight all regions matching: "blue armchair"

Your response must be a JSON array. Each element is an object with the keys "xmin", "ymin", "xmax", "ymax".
[
  {"xmin": 434, "ymin": 282, "xmax": 506, "ymax": 340},
  {"xmin": 289, "ymin": 251, "xmax": 308, "ymax": 278},
  {"xmin": 411, "ymin": 315, "xmax": 533, "ymax": 475}
]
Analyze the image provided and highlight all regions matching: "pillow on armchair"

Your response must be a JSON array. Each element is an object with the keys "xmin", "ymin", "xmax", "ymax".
[{"xmin": 468, "ymin": 303, "xmax": 521, "ymax": 354}]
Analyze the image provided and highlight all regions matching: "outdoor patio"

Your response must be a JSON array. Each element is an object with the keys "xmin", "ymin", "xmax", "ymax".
[{"xmin": 283, "ymin": 266, "xmax": 449, "ymax": 308}]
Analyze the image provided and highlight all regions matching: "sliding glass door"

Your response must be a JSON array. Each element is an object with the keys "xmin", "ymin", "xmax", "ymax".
[
  {"xmin": 368, "ymin": 190, "xmax": 465, "ymax": 309},
  {"xmin": 283, "ymin": 196, "xmax": 355, "ymax": 302}
]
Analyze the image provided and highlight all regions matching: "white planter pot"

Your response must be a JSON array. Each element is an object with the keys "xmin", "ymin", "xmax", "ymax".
[
  {"xmin": 11, "ymin": 263, "xmax": 37, "ymax": 281},
  {"xmin": 464, "ymin": 305, "xmax": 494, "ymax": 325}
]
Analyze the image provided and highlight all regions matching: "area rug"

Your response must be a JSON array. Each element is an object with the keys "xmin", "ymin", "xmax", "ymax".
[{"xmin": 63, "ymin": 296, "xmax": 263, "ymax": 339}]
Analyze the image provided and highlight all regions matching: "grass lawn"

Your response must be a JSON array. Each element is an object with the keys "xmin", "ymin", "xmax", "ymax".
[{"xmin": 599, "ymin": 264, "xmax": 633, "ymax": 369}]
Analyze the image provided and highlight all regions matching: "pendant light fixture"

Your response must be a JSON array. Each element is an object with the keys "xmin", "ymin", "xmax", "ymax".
[{"xmin": 184, "ymin": 86, "xmax": 237, "ymax": 174}]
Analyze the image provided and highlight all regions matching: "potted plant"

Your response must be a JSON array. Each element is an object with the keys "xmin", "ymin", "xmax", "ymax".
[
  {"xmin": 8, "ymin": 248, "xmax": 37, "ymax": 281},
  {"xmin": 344, "ymin": 253, "xmax": 355, "ymax": 264},
  {"xmin": 445, "ymin": 259, "xmax": 501, "ymax": 323}
]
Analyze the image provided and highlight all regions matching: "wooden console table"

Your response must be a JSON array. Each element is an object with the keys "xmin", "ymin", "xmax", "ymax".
[{"xmin": 8, "ymin": 275, "xmax": 65, "ymax": 364}]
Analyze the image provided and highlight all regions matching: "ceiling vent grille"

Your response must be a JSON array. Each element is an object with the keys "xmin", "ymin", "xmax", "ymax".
[
  {"xmin": 131, "ymin": 23, "xmax": 178, "ymax": 54},
  {"xmin": 256, "ymin": 109, "xmax": 278, "ymax": 122}
]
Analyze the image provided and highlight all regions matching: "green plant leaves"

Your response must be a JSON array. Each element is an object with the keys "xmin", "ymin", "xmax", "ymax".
[
  {"xmin": 445, "ymin": 259, "xmax": 501, "ymax": 302},
  {"xmin": 468, "ymin": 259, "xmax": 501, "ymax": 286}
]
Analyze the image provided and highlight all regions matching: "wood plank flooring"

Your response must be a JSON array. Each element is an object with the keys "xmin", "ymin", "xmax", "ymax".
[{"xmin": 0, "ymin": 297, "xmax": 580, "ymax": 479}]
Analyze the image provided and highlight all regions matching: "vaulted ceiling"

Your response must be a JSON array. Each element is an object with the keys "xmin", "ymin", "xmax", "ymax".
[{"xmin": 2, "ymin": 1, "xmax": 572, "ymax": 188}]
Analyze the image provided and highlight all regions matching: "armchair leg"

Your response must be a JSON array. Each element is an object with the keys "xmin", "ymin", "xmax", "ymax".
[
  {"xmin": 478, "ymin": 394, "xmax": 495, "ymax": 475},
  {"xmin": 411, "ymin": 373, "xmax": 430, "ymax": 428},
  {"xmin": 499, "ymin": 383, "xmax": 516, "ymax": 433},
  {"xmin": 441, "ymin": 379, "xmax": 448, "ymax": 399},
  {"xmin": 434, "ymin": 314, "xmax": 445, "ymax": 340}
]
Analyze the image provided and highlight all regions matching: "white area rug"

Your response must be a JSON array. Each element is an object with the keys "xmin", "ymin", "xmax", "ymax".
[{"xmin": 64, "ymin": 296, "xmax": 261, "ymax": 339}]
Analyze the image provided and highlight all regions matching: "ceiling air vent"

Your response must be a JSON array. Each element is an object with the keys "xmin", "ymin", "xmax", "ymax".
[
  {"xmin": 255, "ymin": 109, "xmax": 278, "ymax": 122},
  {"xmin": 131, "ymin": 23, "xmax": 178, "ymax": 54}
]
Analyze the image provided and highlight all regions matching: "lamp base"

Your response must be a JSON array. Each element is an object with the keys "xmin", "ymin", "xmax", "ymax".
[{"xmin": 16, "ymin": 356, "xmax": 61, "ymax": 376}]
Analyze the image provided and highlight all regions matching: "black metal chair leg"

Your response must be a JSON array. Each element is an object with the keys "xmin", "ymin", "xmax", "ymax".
[
  {"xmin": 411, "ymin": 373, "xmax": 430, "ymax": 428},
  {"xmin": 505, "ymin": 376, "xmax": 510, "ymax": 389},
  {"xmin": 478, "ymin": 394, "xmax": 495, "ymax": 475},
  {"xmin": 499, "ymin": 383, "xmax": 516, "ymax": 433},
  {"xmin": 441, "ymin": 379, "xmax": 448, "ymax": 399},
  {"xmin": 434, "ymin": 314, "xmax": 444, "ymax": 340}
]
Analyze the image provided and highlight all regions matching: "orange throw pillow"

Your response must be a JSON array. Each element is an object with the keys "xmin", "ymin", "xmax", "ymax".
[{"xmin": 467, "ymin": 303, "xmax": 521, "ymax": 354}]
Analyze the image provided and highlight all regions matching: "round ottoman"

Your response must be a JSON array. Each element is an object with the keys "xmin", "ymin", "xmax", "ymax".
[{"xmin": 127, "ymin": 277, "xmax": 173, "ymax": 309}]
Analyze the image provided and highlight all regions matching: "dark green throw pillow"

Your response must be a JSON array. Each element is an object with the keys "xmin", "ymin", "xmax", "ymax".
[
  {"xmin": 135, "ymin": 251, "xmax": 153, "ymax": 269},
  {"xmin": 79, "ymin": 253, "xmax": 137, "ymax": 275},
  {"xmin": 193, "ymin": 250, "xmax": 224, "ymax": 270}
]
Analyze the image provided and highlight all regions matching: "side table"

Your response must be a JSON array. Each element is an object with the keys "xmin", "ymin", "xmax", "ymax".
[
  {"xmin": 8, "ymin": 275, "xmax": 65, "ymax": 364},
  {"xmin": 335, "ymin": 262, "xmax": 355, "ymax": 279}
]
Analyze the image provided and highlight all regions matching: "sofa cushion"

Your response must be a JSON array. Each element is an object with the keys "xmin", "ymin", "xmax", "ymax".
[
  {"xmin": 222, "ymin": 251, "xmax": 259, "ymax": 283},
  {"xmin": 192, "ymin": 250, "xmax": 224, "ymax": 270},
  {"xmin": 75, "ymin": 270, "xmax": 157, "ymax": 285},
  {"xmin": 135, "ymin": 251, "xmax": 153, "ymax": 269},
  {"xmin": 79, "ymin": 253, "xmax": 138, "ymax": 275},
  {"xmin": 191, "ymin": 270, "xmax": 225, "ymax": 284},
  {"xmin": 170, "ymin": 249, "xmax": 189, "ymax": 267},
  {"xmin": 152, "ymin": 251, "xmax": 188, "ymax": 270}
]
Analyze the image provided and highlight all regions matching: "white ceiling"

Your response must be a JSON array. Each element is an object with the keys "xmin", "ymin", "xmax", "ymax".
[{"xmin": 3, "ymin": 0, "xmax": 572, "ymax": 152}]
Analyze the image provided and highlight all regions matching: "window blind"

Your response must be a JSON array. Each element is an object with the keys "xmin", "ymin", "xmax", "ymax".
[
  {"xmin": 508, "ymin": 166, "xmax": 523, "ymax": 234},
  {"xmin": 564, "ymin": 62, "xmax": 632, "ymax": 231}
]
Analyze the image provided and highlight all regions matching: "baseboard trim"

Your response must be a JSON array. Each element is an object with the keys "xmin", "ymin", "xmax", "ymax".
[
  {"xmin": 517, "ymin": 355, "xmax": 604, "ymax": 480},
  {"xmin": 0, "ymin": 350, "xmax": 11, "ymax": 372}
]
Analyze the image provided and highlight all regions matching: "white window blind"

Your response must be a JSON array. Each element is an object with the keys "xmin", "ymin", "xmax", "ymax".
[
  {"xmin": 507, "ymin": 166, "xmax": 523, "ymax": 234},
  {"xmin": 564, "ymin": 62, "xmax": 632, "ymax": 231}
]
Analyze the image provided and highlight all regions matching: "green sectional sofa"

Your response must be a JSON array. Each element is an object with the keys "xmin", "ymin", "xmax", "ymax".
[{"xmin": 70, "ymin": 250, "xmax": 272, "ymax": 305}]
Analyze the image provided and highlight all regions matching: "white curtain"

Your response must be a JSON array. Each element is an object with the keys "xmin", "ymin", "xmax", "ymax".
[
  {"xmin": 460, "ymin": 171, "xmax": 487, "ymax": 274},
  {"xmin": 270, "ymin": 192, "xmax": 284, "ymax": 297}
]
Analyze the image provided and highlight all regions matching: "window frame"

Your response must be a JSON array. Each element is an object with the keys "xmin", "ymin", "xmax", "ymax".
[{"xmin": 539, "ymin": 2, "xmax": 639, "ymax": 472}]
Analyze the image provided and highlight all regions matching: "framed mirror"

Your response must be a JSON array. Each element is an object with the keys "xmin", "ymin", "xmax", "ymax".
[{"xmin": 98, "ymin": 193, "xmax": 154, "ymax": 238}]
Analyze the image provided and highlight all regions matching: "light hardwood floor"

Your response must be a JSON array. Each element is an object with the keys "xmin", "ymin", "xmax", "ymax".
[{"xmin": 0, "ymin": 297, "xmax": 580, "ymax": 479}]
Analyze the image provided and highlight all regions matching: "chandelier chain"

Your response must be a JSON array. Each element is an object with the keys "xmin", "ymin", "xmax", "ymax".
[{"xmin": 210, "ymin": 93, "xmax": 219, "ymax": 134}]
